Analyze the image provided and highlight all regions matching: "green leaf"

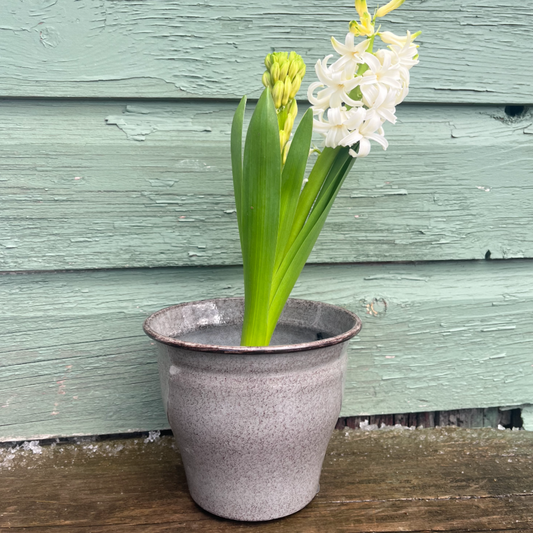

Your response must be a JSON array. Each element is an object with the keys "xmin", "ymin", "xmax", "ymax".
[
  {"xmin": 230, "ymin": 96, "xmax": 247, "ymax": 241},
  {"xmin": 274, "ymin": 108, "xmax": 313, "ymax": 272},
  {"xmin": 310, "ymin": 145, "xmax": 355, "ymax": 213},
  {"xmin": 281, "ymin": 146, "xmax": 340, "ymax": 259},
  {"xmin": 240, "ymin": 88, "xmax": 282, "ymax": 346},
  {"xmin": 267, "ymin": 148, "xmax": 355, "ymax": 336}
]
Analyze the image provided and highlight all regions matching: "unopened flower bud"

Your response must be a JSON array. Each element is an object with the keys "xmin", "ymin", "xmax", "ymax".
[
  {"xmin": 279, "ymin": 130, "xmax": 289, "ymax": 151},
  {"xmin": 283, "ymin": 113, "xmax": 295, "ymax": 135},
  {"xmin": 287, "ymin": 99, "xmax": 298, "ymax": 119},
  {"xmin": 271, "ymin": 62, "xmax": 280, "ymax": 84},
  {"xmin": 264, "ymin": 54, "xmax": 273, "ymax": 70},
  {"xmin": 262, "ymin": 71, "xmax": 272, "ymax": 88},
  {"xmin": 282, "ymin": 77, "xmax": 291, "ymax": 106},
  {"xmin": 297, "ymin": 65, "xmax": 306, "ymax": 79},
  {"xmin": 376, "ymin": 0, "xmax": 406, "ymax": 18},
  {"xmin": 289, "ymin": 74, "xmax": 301, "ymax": 98},
  {"xmin": 349, "ymin": 20, "xmax": 361, "ymax": 35},
  {"xmin": 279, "ymin": 61, "xmax": 289, "ymax": 81},
  {"xmin": 282, "ymin": 140, "xmax": 292, "ymax": 164},
  {"xmin": 272, "ymin": 80, "xmax": 284, "ymax": 108},
  {"xmin": 288, "ymin": 60, "xmax": 299, "ymax": 80},
  {"xmin": 355, "ymin": 0, "xmax": 369, "ymax": 20}
]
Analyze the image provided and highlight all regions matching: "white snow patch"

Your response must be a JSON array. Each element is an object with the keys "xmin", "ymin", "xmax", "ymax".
[
  {"xmin": 359, "ymin": 420, "xmax": 379, "ymax": 431},
  {"xmin": 0, "ymin": 449, "xmax": 17, "ymax": 470},
  {"xmin": 144, "ymin": 430, "xmax": 161, "ymax": 443},
  {"xmin": 22, "ymin": 441, "xmax": 43, "ymax": 455}
]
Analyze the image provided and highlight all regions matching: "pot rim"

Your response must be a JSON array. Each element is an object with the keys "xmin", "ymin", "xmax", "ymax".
[{"xmin": 143, "ymin": 297, "xmax": 362, "ymax": 354}]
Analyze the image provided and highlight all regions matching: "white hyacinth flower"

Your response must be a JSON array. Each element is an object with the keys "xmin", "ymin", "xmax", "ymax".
[
  {"xmin": 313, "ymin": 107, "xmax": 364, "ymax": 148},
  {"xmin": 358, "ymin": 51, "xmax": 402, "ymax": 98},
  {"xmin": 362, "ymin": 83, "xmax": 398, "ymax": 124},
  {"xmin": 308, "ymin": 55, "xmax": 362, "ymax": 110},
  {"xmin": 307, "ymin": 18, "xmax": 419, "ymax": 159},
  {"xmin": 395, "ymin": 69, "xmax": 410, "ymax": 105},
  {"xmin": 342, "ymin": 115, "xmax": 389, "ymax": 158},
  {"xmin": 379, "ymin": 30, "xmax": 419, "ymax": 49},
  {"xmin": 380, "ymin": 30, "xmax": 420, "ymax": 91},
  {"xmin": 391, "ymin": 42, "xmax": 419, "ymax": 71},
  {"xmin": 330, "ymin": 33, "xmax": 370, "ymax": 71}
]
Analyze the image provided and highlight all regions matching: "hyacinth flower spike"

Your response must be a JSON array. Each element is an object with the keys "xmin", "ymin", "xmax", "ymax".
[{"xmin": 232, "ymin": 0, "xmax": 420, "ymax": 345}]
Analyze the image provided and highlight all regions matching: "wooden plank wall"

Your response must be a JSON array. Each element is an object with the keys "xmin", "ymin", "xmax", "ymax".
[{"xmin": 1, "ymin": 0, "xmax": 532, "ymax": 440}]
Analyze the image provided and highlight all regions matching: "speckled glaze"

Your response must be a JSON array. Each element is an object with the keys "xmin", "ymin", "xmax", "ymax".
[{"xmin": 143, "ymin": 298, "xmax": 362, "ymax": 522}]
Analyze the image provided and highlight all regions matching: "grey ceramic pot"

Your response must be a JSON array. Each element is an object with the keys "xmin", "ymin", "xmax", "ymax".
[{"xmin": 143, "ymin": 297, "xmax": 362, "ymax": 522}]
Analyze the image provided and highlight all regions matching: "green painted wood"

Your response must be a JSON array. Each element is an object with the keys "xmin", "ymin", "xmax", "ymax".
[
  {"xmin": 1, "ymin": 260, "xmax": 532, "ymax": 441},
  {"xmin": 1, "ymin": 100, "xmax": 532, "ymax": 271},
  {"xmin": 0, "ymin": 1, "xmax": 532, "ymax": 103}
]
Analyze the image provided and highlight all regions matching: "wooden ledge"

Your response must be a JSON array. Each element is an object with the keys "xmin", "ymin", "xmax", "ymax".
[{"xmin": 2, "ymin": 428, "xmax": 533, "ymax": 532}]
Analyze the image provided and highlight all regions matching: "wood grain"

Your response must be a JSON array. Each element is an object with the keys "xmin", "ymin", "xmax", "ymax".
[
  {"xmin": 0, "ymin": 1, "xmax": 532, "ymax": 103},
  {"xmin": 2, "ymin": 428, "xmax": 533, "ymax": 531},
  {"xmin": 1, "ymin": 261, "xmax": 532, "ymax": 440},
  {"xmin": 1, "ymin": 100, "xmax": 532, "ymax": 271}
]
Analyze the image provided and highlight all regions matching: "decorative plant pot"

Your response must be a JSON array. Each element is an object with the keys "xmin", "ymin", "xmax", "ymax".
[{"xmin": 143, "ymin": 297, "xmax": 362, "ymax": 521}]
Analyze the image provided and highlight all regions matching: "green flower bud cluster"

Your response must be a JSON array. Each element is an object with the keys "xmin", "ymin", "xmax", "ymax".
[
  {"xmin": 262, "ymin": 51, "xmax": 306, "ymax": 108},
  {"xmin": 262, "ymin": 51, "xmax": 306, "ymax": 159}
]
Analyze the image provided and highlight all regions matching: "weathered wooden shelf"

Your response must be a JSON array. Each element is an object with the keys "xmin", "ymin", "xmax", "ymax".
[{"xmin": 2, "ymin": 427, "xmax": 533, "ymax": 532}]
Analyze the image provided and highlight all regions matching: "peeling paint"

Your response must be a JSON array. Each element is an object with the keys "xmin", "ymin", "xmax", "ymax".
[
  {"xmin": 2, "ymin": 100, "xmax": 531, "ymax": 271},
  {"xmin": 2, "ymin": 262, "xmax": 533, "ymax": 439},
  {"xmin": 105, "ymin": 105, "xmax": 213, "ymax": 141},
  {"xmin": 0, "ymin": 1, "xmax": 532, "ymax": 102}
]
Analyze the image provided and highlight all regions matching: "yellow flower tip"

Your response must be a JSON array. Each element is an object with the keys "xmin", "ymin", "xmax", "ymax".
[
  {"xmin": 349, "ymin": 20, "xmax": 362, "ymax": 36},
  {"xmin": 279, "ymin": 61, "xmax": 289, "ymax": 82},
  {"xmin": 289, "ymin": 74, "xmax": 301, "ymax": 99},
  {"xmin": 271, "ymin": 62, "xmax": 280, "ymax": 84},
  {"xmin": 349, "ymin": 18, "xmax": 374, "ymax": 37},
  {"xmin": 282, "ymin": 140, "xmax": 291, "ymax": 164},
  {"xmin": 283, "ymin": 113, "xmax": 295, "ymax": 135},
  {"xmin": 279, "ymin": 130, "xmax": 289, "ymax": 149},
  {"xmin": 272, "ymin": 80, "xmax": 284, "ymax": 108},
  {"xmin": 355, "ymin": 0, "xmax": 369, "ymax": 20},
  {"xmin": 262, "ymin": 71, "xmax": 272, "ymax": 88},
  {"xmin": 287, "ymin": 99, "xmax": 298, "ymax": 119},
  {"xmin": 282, "ymin": 77, "xmax": 292, "ymax": 106},
  {"xmin": 375, "ymin": 0, "xmax": 406, "ymax": 18},
  {"xmin": 361, "ymin": 12, "xmax": 374, "ymax": 33},
  {"xmin": 288, "ymin": 59, "xmax": 299, "ymax": 79}
]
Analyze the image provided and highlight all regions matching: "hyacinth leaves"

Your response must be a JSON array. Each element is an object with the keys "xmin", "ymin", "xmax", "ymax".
[
  {"xmin": 274, "ymin": 108, "xmax": 314, "ymax": 272},
  {"xmin": 231, "ymin": 95, "xmax": 247, "ymax": 241},
  {"xmin": 267, "ymin": 147, "xmax": 355, "ymax": 339},
  {"xmin": 231, "ymin": 2, "xmax": 420, "ymax": 346},
  {"xmin": 232, "ymin": 89, "xmax": 282, "ymax": 347},
  {"xmin": 232, "ymin": 87, "xmax": 356, "ymax": 346}
]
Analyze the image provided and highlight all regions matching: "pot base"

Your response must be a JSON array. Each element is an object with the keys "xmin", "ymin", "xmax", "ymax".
[{"xmin": 189, "ymin": 482, "xmax": 320, "ymax": 522}]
